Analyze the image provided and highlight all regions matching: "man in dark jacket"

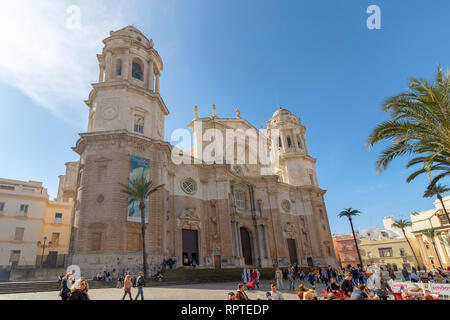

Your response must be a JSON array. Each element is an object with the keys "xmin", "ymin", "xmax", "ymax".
[
  {"xmin": 402, "ymin": 267, "xmax": 410, "ymax": 281},
  {"xmin": 135, "ymin": 272, "xmax": 145, "ymax": 300},
  {"xmin": 236, "ymin": 284, "xmax": 249, "ymax": 300},
  {"xmin": 59, "ymin": 273, "xmax": 72, "ymax": 300}
]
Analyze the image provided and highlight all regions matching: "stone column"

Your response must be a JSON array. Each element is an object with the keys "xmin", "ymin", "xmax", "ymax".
[
  {"xmin": 98, "ymin": 67, "xmax": 105, "ymax": 83},
  {"xmin": 231, "ymin": 220, "xmax": 237, "ymax": 257},
  {"xmin": 148, "ymin": 61, "xmax": 154, "ymax": 92},
  {"xmin": 255, "ymin": 224, "xmax": 265, "ymax": 261},
  {"xmin": 280, "ymin": 132, "xmax": 287, "ymax": 153},
  {"xmin": 267, "ymin": 190, "xmax": 287, "ymax": 260},
  {"xmin": 261, "ymin": 224, "xmax": 270, "ymax": 259},
  {"xmin": 235, "ymin": 222, "xmax": 242, "ymax": 257},
  {"xmin": 123, "ymin": 49, "xmax": 130, "ymax": 80},
  {"xmin": 155, "ymin": 73, "xmax": 160, "ymax": 93},
  {"xmin": 105, "ymin": 51, "xmax": 112, "ymax": 81}
]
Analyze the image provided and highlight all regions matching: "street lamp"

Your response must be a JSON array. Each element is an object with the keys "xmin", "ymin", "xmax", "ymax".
[{"xmin": 37, "ymin": 236, "xmax": 52, "ymax": 268}]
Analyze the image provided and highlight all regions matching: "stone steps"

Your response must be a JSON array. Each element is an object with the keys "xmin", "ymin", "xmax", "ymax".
[
  {"xmin": 0, "ymin": 279, "xmax": 115, "ymax": 295},
  {"xmin": 149, "ymin": 267, "xmax": 277, "ymax": 286}
]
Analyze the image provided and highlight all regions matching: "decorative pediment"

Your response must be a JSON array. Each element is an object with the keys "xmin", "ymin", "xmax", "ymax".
[
  {"xmin": 284, "ymin": 222, "xmax": 296, "ymax": 238},
  {"xmin": 178, "ymin": 208, "xmax": 201, "ymax": 230}
]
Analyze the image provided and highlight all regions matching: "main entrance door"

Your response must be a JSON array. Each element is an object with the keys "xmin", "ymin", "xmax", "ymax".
[
  {"xmin": 182, "ymin": 229, "xmax": 199, "ymax": 265},
  {"xmin": 287, "ymin": 239, "xmax": 298, "ymax": 265},
  {"xmin": 240, "ymin": 227, "xmax": 253, "ymax": 266}
]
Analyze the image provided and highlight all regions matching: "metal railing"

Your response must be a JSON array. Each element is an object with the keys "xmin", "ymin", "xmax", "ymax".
[{"xmin": 35, "ymin": 254, "xmax": 67, "ymax": 268}]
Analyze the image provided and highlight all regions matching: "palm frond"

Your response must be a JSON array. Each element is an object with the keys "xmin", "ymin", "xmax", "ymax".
[{"xmin": 368, "ymin": 65, "xmax": 450, "ymax": 183}]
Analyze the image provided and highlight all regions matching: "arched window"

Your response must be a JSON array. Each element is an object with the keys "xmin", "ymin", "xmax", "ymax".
[
  {"xmin": 278, "ymin": 137, "xmax": 282, "ymax": 148},
  {"xmin": 297, "ymin": 135, "xmax": 303, "ymax": 149},
  {"xmin": 134, "ymin": 114, "xmax": 144, "ymax": 134},
  {"xmin": 116, "ymin": 59, "xmax": 122, "ymax": 76},
  {"xmin": 132, "ymin": 59, "xmax": 144, "ymax": 80},
  {"xmin": 287, "ymin": 136, "xmax": 292, "ymax": 148},
  {"xmin": 235, "ymin": 191, "xmax": 246, "ymax": 210}
]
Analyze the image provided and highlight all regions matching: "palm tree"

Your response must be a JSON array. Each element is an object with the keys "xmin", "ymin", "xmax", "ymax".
[
  {"xmin": 367, "ymin": 65, "xmax": 450, "ymax": 187},
  {"xmin": 338, "ymin": 208, "xmax": 363, "ymax": 267},
  {"xmin": 424, "ymin": 183, "xmax": 450, "ymax": 223},
  {"xmin": 120, "ymin": 176, "xmax": 164, "ymax": 278},
  {"xmin": 391, "ymin": 219, "xmax": 420, "ymax": 267},
  {"xmin": 422, "ymin": 228, "xmax": 443, "ymax": 269}
]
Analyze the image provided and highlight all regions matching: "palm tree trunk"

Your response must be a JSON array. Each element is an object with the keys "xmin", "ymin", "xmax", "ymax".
[
  {"xmin": 402, "ymin": 230, "xmax": 419, "ymax": 267},
  {"xmin": 349, "ymin": 217, "xmax": 363, "ymax": 267},
  {"xmin": 437, "ymin": 194, "xmax": 450, "ymax": 224},
  {"xmin": 140, "ymin": 202, "xmax": 148, "ymax": 279},
  {"xmin": 431, "ymin": 239, "xmax": 443, "ymax": 269}
]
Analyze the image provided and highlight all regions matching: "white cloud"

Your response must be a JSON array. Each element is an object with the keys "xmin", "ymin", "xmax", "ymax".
[{"xmin": 0, "ymin": 0, "xmax": 128, "ymax": 128}]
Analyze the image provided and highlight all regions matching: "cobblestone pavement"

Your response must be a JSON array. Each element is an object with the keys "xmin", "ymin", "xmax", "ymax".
[{"xmin": 0, "ymin": 280, "xmax": 327, "ymax": 300}]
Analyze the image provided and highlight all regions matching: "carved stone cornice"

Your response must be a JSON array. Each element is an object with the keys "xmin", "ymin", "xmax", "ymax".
[
  {"xmin": 72, "ymin": 129, "xmax": 172, "ymax": 156},
  {"xmin": 86, "ymin": 80, "xmax": 169, "ymax": 115}
]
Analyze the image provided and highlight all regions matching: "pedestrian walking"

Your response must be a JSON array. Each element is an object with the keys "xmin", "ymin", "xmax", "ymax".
[
  {"xmin": 116, "ymin": 274, "xmax": 123, "ymax": 288},
  {"xmin": 59, "ymin": 272, "xmax": 72, "ymax": 300},
  {"xmin": 299, "ymin": 270, "xmax": 305, "ymax": 282},
  {"xmin": 255, "ymin": 268, "xmax": 260, "ymax": 289},
  {"xmin": 122, "ymin": 274, "xmax": 133, "ymax": 300},
  {"xmin": 388, "ymin": 267, "xmax": 396, "ymax": 280},
  {"xmin": 288, "ymin": 268, "xmax": 295, "ymax": 290},
  {"xmin": 275, "ymin": 267, "xmax": 284, "ymax": 289},
  {"xmin": 402, "ymin": 266, "xmax": 410, "ymax": 281},
  {"xmin": 321, "ymin": 268, "xmax": 329, "ymax": 286},
  {"xmin": 242, "ymin": 267, "xmax": 249, "ymax": 283},
  {"xmin": 376, "ymin": 272, "xmax": 392, "ymax": 301},
  {"xmin": 307, "ymin": 271, "xmax": 316, "ymax": 289},
  {"xmin": 57, "ymin": 273, "xmax": 64, "ymax": 288},
  {"xmin": 337, "ymin": 268, "xmax": 344, "ymax": 281},
  {"xmin": 135, "ymin": 272, "xmax": 145, "ymax": 300}
]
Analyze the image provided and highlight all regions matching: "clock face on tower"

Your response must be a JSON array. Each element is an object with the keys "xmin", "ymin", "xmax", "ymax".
[{"xmin": 102, "ymin": 106, "xmax": 118, "ymax": 120}]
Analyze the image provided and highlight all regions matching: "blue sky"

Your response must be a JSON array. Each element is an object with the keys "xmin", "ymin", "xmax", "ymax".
[{"xmin": 0, "ymin": 0, "xmax": 449, "ymax": 234}]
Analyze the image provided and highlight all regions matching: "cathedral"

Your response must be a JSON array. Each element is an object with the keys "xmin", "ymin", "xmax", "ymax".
[{"xmin": 65, "ymin": 26, "xmax": 337, "ymax": 276}]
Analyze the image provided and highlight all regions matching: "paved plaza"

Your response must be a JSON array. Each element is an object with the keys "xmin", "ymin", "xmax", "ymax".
[{"xmin": 0, "ymin": 280, "xmax": 326, "ymax": 300}]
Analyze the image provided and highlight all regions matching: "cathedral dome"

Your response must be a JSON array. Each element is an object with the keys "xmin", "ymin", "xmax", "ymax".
[
  {"xmin": 108, "ymin": 26, "xmax": 153, "ymax": 49},
  {"xmin": 272, "ymin": 107, "xmax": 292, "ymax": 118},
  {"xmin": 270, "ymin": 107, "xmax": 298, "ymax": 125}
]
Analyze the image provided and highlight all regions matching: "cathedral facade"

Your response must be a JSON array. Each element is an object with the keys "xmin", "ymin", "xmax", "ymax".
[{"xmin": 68, "ymin": 26, "xmax": 337, "ymax": 276}]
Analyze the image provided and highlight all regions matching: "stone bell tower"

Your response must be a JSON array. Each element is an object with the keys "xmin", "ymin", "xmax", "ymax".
[
  {"xmin": 86, "ymin": 26, "xmax": 169, "ymax": 140},
  {"xmin": 69, "ymin": 27, "xmax": 171, "ymax": 276},
  {"xmin": 266, "ymin": 108, "xmax": 317, "ymax": 186}
]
